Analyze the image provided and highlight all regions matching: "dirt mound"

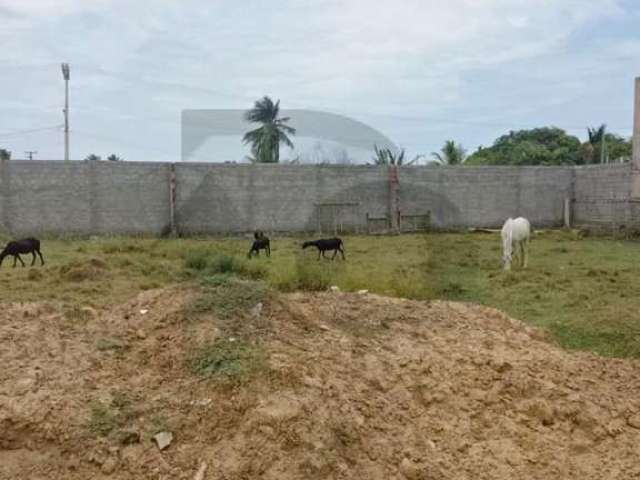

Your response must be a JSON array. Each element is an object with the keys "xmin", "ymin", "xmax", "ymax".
[{"xmin": 1, "ymin": 289, "xmax": 640, "ymax": 479}]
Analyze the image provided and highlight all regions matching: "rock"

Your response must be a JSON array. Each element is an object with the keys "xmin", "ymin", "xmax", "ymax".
[
  {"xmin": 329, "ymin": 285, "xmax": 340, "ymax": 292},
  {"xmin": 606, "ymin": 419, "xmax": 625, "ymax": 437},
  {"xmin": 319, "ymin": 324, "xmax": 331, "ymax": 331},
  {"xmin": 627, "ymin": 413, "xmax": 640, "ymax": 429},
  {"xmin": 399, "ymin": 457, "xmax": 422, "ymax": 480},
  {"xmin": 153, "ymin": 431, "xmax": 173, "ymax": 451},
  {"xmin": 139, "ymin": 309, "xmax": 149, "ymax": 315},
  {"xmin": 136, "ymin": 329, "xmax": 147, "ymax": 340},
  {"xmin": 357, "ymin": 289, "xmax": 369, "ymax": 295},
  {"xmin": 101, "ymin": 457, "xmax": 118, "ymax": 475}
]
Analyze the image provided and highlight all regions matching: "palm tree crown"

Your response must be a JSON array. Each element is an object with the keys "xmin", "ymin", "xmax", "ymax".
[
  {"xmin": 243, "ymin": 96, "xmax": 295, "ymax": 163},
  {"xmin": 431, "ymin": 140, "xmax": 466, "ymax": 165}
]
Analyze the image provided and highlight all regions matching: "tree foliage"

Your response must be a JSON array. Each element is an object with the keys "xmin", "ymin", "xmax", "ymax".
[
  {"xmin": 431, "ymin": 140, "xmax": 466, "ymax": 165},
  {"xmin": 466, "ymin": 127, "xmax": 581, "ymax": 166},
  {"xmin": 107, "ymin": 154, "xmax": 123, "ymax": 161},
  {"xmin": 465, "ymin": 126, "xmax": 631, "ymax": 166},
  {"xmin": 371, "ymin": 145, "xmax": 421, "ymax": 165},
  {"xmin": 84, "ymin": 154, "xmax": 102, "ymax": 161},
  {"xmin": 243, "ymin": 96, "xmax": 295, "ymax": 163},
  {"xmin": 0, "ymin": 148, "xmax": 11, "ymax": 161}
]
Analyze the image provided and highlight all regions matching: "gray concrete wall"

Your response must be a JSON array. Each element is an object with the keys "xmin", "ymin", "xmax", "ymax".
[
  {"xmin": 0, "ymin": 160, "xmax": 171, "ymax": 236},
  {"xmin": 573, "ymin": 164, "xmax": 632, "ymax": 227},
  {"xmin": 174, "ymin": 163, "xmax": 388, "ymax": 234},
  {"xmin": 0, "ymin": 160, "xmax": 632, "ymax": 235},
  {"xmin": 399, "ymin": 166, "xmax": 574, "ymax": 228}
]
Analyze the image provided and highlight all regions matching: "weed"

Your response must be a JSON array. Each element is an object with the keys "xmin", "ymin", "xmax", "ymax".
[{"xmin": 189, "ymin": 338, "xmax": 267, "ymax": 380}]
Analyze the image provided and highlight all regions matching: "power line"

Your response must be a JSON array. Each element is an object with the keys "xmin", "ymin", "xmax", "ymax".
[
  {"xmin": 24, "ymin": 150, "xmax": 37, "ymax": 160},
  {"xmin": 0, "ymin": 125, "xmax": 62, "ymax": 139}
]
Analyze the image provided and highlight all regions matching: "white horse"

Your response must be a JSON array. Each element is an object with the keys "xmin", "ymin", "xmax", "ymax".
[{"xmin": 501, "ymin": 217, "xmax": 530, "ymax": 270}]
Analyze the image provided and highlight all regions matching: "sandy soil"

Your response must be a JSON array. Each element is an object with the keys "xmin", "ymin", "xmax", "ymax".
[{"xmin": 1, "ymin": 288, "xmax": 640, "ymax": 479}]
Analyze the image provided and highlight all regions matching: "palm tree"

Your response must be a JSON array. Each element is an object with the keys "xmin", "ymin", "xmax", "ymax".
[
  {"xmin": 371, "ymin": 145, "xmax": 421, "ymax": 165},
  {"xmin": 0, "ymin": 148, "xmax": 11, "ymax": 161},
  {"xmin": 107, "ymin": 154, "xmax": 123, "ymax": 161},
  {"xmin": 431, "ymin": 140, "xmax": 466, "ymax": 165},
  {"xmin": 587, "ymin": 124, "xmax": 607, "ymax": 163},
  {"xmin": 243, "ymin": 96, "xmax": 295, "ymax": 163},
  {"xmin": 84, "ymin": 154, "xmax": 101, "ymax": 161}
]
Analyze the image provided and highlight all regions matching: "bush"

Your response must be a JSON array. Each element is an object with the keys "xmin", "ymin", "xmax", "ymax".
[
  {"xmin": 189, "ymin": 278, "xmax": 268, "ymax": 320},
  {"xmin": 190, "ymin": 338, "xmax": 266, "ymax": 380},
  {"xmin": 184, "ymin": 250, "xmax": 267, "ymax": 280}
]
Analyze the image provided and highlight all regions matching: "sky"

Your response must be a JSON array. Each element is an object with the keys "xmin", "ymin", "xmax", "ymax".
[{"xmin": 0, "ymin": 0, "xmax": 639, "ymax": 163}]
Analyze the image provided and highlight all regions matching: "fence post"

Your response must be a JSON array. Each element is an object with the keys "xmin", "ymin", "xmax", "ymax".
[
  {"xmin": 388, "ymin": 165, "xmax": 400, "ymax": 234},
  {"xmin": 563, "ymin": 198, "xmax": 571, "ymax": 228},
  {"xmin": 169, "ymin": 163, "xmax": 177, "ymax": 236}
]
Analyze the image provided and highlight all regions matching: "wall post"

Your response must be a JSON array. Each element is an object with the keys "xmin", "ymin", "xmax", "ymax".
[
  {"xmin": 169, "ymin": 163, "xmax": 177, "ymax": 236},
  {"xmin": 631, "ymin": 77, "xmax": 640, "ymax": 198}
]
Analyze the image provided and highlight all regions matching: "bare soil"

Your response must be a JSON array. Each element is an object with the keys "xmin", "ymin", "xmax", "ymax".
[{"xmin": 2, "ymin": 288, "xmax": 640, "ymax": 479}]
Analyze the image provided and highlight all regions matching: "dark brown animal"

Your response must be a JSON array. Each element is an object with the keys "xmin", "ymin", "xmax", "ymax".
[
  {"xmin": 302, "ymin": 237, "xmax": 345, "ymax": 260},
  {"xmin": 0, "ymin": 238, "xmax": 45, "ymax": 268},
  {"xmin": 248, "ymin": 231, "xmax": 270, "ymax": 258}
]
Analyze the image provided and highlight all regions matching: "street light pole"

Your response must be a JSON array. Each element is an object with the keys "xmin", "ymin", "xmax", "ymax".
[{"xmin": 61, "ymin": 63, "xmax": 70, "ymax": 161}]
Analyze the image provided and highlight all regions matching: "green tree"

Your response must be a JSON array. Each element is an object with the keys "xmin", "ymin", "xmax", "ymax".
[
  {"xmin": 84, "ymin": 154, "xmax": 102, "ymax": 161},
  {"xmin": 106, "ymin": 154, "xmax": 123, "ymax": 161},
  {"xmin": 587, "ymin": 124, "xmax": 607, "ymax": 164},
  {"xmin": 371, "ymin": 145, "xmax": 421, "ymax": 165},
  {"xmin": 0, "ymin": 148, "xmax": 11, "ymax": 161},
  {"xmin": 604, "ymin": 133, "xmax": 632, "ymax": 162},
  {"xmin": 431, "ymin": 140, "xmax": 466, "ymax": 165},
  {"xmin": 466, "ymin": 127, "xmax": 581, "ymax": 166},
  {"xmin": 243, "ymin": 96, "xmax": 295, "ymax": 163}
]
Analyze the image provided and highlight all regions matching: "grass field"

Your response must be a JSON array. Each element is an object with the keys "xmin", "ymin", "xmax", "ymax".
[{"xmin": 1, "ymin": 231, "xmax": 639, "ymax": 358}]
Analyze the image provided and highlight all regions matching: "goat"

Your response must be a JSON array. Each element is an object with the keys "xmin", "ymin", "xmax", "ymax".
[
  {"xmin": 501, "ymin": 217, "xmax": 530, "ymax": 270},
  {"xmin": 0, "ymin": 237, "xmax": 45, "ymax": 268},
  {"xmin": 247, "ymin": 231, "xmax": 270, "ymax": 258},
  {"xmin": 302, "ymin": 237, "xmax": 345, "ymax": 260}
]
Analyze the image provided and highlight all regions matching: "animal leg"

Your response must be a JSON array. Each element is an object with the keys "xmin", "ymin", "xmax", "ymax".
[
  {"xmin": 37, "ymin": 249, "xmax": 44, "ymax": 266},
  {"xmin": 339, "ymin": 246, "xmax": 346, "ymax": 260},
  {"xmin": 331, "ymin": 249, "xmax": 337, "ymax": 260},
  {"xmin": 31, "ymin": 252, "xmax": 36, "ymax": 266},
  {"xmin": 12, "ymin": 255, "xmax": 17, "ymax": 268},
  {"xmin": 17, "ymin": 254, "xmax": 25, "ymax": 267},
  {"xmin": 317, "ymin": 250, "xmax": 321, "ymax": 260},
  {"xmin": 266, "ymin": 245, "xmax": 271, "ymax": 257},
  {"xmin": 522, "ymin": 239, "xmax": 529, "ymax": 268}
]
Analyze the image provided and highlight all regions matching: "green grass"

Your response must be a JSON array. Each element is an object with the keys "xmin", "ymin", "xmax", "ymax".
[
  {"xmin": 189, "ymin": 338, "xmax": 267, "ymax": 380},
  {"xmin": 3, "ymin": 231, "xmax": 640, "ymax": 358}
]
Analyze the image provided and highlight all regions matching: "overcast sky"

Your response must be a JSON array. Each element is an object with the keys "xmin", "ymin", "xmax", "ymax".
[{"xmin": 0, "ymin": 0, "xmax": 638, "ymax": 162}]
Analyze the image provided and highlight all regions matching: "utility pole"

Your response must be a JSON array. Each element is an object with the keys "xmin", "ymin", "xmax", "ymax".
[
  {"xmin": 61, "ymin": 63, "xmax": 70, "ymax": 161},
  {"xmin": 24, "ymin": 150, "xmax": 37, "ymax": 160}
]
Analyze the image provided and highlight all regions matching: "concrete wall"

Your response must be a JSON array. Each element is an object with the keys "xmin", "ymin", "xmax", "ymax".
[
  {"xmin": 0, "ymin": 160, "xmax": 632, "ymax": 235},
  {"xmin": 400, "ymin": 166, "xmax": 574, "ymax": 228},
  {"xmin": 0, "ymin": 161, "xmax": 171, "ymax": 236},
  {"xmin": 175, "ymin": 164, "xmax": 388, "ymax": 234},
  {"xmin": 573, "ymin": 164, "xmax": 632, "ymax": 227}
]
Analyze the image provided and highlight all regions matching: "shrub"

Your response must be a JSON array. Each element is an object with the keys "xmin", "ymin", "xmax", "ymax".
[{"xmin": 190, "ymin": 338, "xmax": 266, "ymax": 380}]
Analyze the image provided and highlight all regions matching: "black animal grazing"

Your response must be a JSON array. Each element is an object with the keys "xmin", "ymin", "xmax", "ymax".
[
  {"xmin": 302, "ymin": 237, "xmax": 345, "ymax": 260},
  {"xmin": 0, "ymin": 238, "xmax": 45, "ymax": 268},
  {"xmin": 248, "ymin": 231, "xmax": 270, "ymax": 258}
]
